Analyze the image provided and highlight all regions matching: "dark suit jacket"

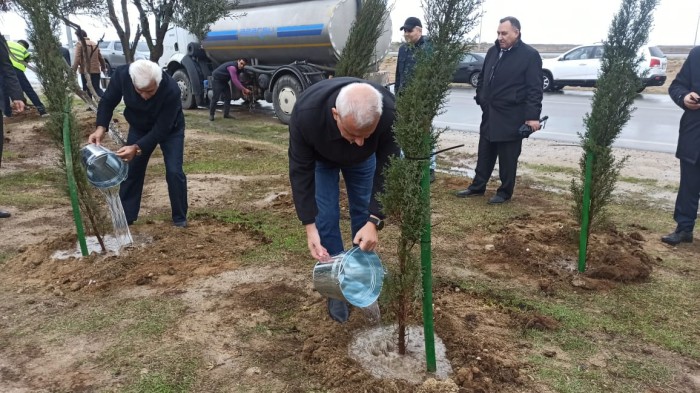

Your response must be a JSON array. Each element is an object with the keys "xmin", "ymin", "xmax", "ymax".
[
  {"xmin": 475, "ymin": 38, "xmax": 543, "ymax": 142},
  {"xmin": 669, "ymin": 46, "xmax": 700, "ymax": 165}
]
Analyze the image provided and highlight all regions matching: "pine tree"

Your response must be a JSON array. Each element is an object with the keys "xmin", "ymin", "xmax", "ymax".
[{"xmin": 571, "ymin": 0, "xmax": 658, "ymax": 230}]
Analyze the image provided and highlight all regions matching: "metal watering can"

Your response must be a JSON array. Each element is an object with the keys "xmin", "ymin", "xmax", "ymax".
[
  {"xmin": 312, "ymin": 247, "xmax": 385, "ymax": 308},
  {"xmin": 80, "ymin": 144, "xmax": 128, "ymax": 189}
]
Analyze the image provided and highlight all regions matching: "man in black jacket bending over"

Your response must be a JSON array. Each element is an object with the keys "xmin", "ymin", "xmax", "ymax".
[
  {"xmin": 456, "ymin": 16, "xmax": 543, "ymax": 204},
  {"xmin": 288, "ymin": 77, "xmax": 399, "ymax": 323},
  {"xmin": 88, "ymin": 59, "xmax": 188, "ymax": 227}
]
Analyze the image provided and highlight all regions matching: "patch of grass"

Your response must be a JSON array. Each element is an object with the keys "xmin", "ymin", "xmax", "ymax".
[
  {"xmin": 530, "ymin": 354, "xmax": 608, "ymax": 393},
  {"xmin": 606, "ymin": 199, "xmax": 671, "ymax": 233},
  {"xmin": 184, "ymin": 110, "xmax": 289, "ymax": 146},
  {"xmin": 44, "ymin": 298, "xmax": 185, "ymax": 337},
  {"xmin": 591, "ymin": 278, "xmax": 700, "ymax": 358},
  {"xmin": 611, "ymin": 357, "xmax": 673, "ymax": 385},
  {"xmin": 181, "ymin": 139, "xmax": 287, "ymax": 175},
  {"xmin": 523, "ymin": 163, "xmax": 579, "ymax": 177},
  {"xmin": 192, "ymin": 210, "xmax": 307, "ymax": 264},
  {"xmin": 116, "ymin": 345, "xmax": 200, "ymax": 393},
  {"xmin": 0, "ymin": 168, "xmax": 66, "ymax": 207},
  {"xmin": 0, "ymin": 251, "xmax": 15, "ymax": 265},
  {"xmin": 431, "ymin": 184, "xmax": 531, "ymax": 233},
  {"xmin": 618, "ymin": 176, "xmax": 658, "ymax": 186}
]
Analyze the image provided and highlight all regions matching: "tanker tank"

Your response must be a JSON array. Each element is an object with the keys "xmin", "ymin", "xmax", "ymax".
[{"xmin": 201, "ymin": 0, "xmax": 392, "ymax": 66}]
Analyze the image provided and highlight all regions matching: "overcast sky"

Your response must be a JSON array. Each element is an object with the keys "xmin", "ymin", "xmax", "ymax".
[
  {"xmin": 391, "ymin": 0, "xmax": 700, "ymax": 45},
  {"xmin": 1, "ymin": 0, "xmax": 699, "ymax": 46}
]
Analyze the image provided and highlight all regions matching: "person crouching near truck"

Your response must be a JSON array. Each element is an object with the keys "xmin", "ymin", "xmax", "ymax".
[
  {"xmin": 88, "ymin": 59, "xmax": 189, "ymax": 228},
  {"xmin": 209, "ymin": 58, "xmax": 252, "ymax": 121},
  {"xmin": 288, "ymin": 77, "xmax": 400, "ymax": 323}
]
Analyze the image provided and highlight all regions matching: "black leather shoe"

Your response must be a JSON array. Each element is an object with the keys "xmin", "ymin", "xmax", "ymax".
[
  {"xmin": 661, "ymin": 230, "xmax": 693, "ymax": 246},
  {"xmin": 455, "ymin": 188, "xmax": 485, "ymax": 198},
  {"xmin": 0, "ymin": 210, "xmax": 11, "ymax": 218},
  {"xmin": 488, "ymin": 195, "xmax": 510, "ymax": 204},
  {"xmin": 223, "ymin": 114, "xmax": 236, "ymax": 119},
  {"xmin": 209, "ymin": 115, "xmax": 215, "ymax": 121}
]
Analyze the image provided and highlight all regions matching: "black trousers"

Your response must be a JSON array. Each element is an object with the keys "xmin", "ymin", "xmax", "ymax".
[
  {"xmin": 673, "ymin": 158, "xmax": 700, "ymax": 233},
  {"xmin": 81, "ymin": 73, "xmax": 104, "ymax": 98},
  {"xmin": 468, "ymin": 136, "xmax": 523, "ymax": 199},
  {"xmin": 209, "ymin": 78, "xmax": 231, "ymax": 117},
  {"xmin": 120, "ymin": 126, "xmax": 188, "ymax": 225}
]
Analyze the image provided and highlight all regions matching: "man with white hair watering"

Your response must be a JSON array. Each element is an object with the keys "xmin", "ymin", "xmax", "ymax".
[
  {"xmin": 288, "ymin": 77, "xmax": 400, "ymax": 323},
  {"xmin": 88, "ymin": 59, "xmax": 188, "ymax": 227}
]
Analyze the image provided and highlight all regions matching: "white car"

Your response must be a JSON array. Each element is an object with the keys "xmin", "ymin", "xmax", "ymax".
[{"xmin": 541, "ymin": 43, "xmax": 667, "ymax": 92}]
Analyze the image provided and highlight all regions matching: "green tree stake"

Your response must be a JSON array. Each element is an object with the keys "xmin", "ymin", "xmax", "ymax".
[
  {"xmin": 63, "ymin": 106, "xmax": 88, "ymax": 257},
  {"xmin": 420, "ymin": 148, "xmax": 436, "ymax": 372},
  {"xmin": 578, "ymin": 151, "xmax": 593, "ymax": 273}
]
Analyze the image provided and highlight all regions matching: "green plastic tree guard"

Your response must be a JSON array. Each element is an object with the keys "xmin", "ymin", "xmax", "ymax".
[
  {"xmin": 578, "ymin": 151, "xmax": 593, "ymax": 272},
  {"xmin": 420, "ymin": 137, "xmax": 437, "ymax": 372},
  {"xmin": 62, "ymin": 106, "xmax": 89, "ymax": 256}
]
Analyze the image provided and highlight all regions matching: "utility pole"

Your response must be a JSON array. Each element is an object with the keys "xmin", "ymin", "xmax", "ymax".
[{"xmin": 478, "ymin": 3, "xmax": 484, "ymax": 45}]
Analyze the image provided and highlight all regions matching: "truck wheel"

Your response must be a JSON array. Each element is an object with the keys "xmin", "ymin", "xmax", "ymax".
[
  {"xmin": 173, "ymin": 69, "xmax": 196, "ymax": 109},
  {"xmin": 273, "ymin": 75, "xmax": 302, "ymax": 125}
]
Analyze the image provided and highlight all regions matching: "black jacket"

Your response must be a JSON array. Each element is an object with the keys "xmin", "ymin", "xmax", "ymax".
[
  {"xmin": 475, "ymin": 38, "xmax": 543, "ymax": 142},
  {"xmin": 669, "ymin": 46, "xmax": 700, "ymax": 165},
  {"xmin": 288, "ymin": 77, "xmax": 399, "ymax": 225},
  {"xmin": 96, "ymin": 65, "xmax": 185, "ymax": 153},
  {"xmin": 0, "ymin": 35, "xmax": 23, "ymax": 101},
  {"xmin": 395, "ymin": 36, "xmax": 428, "ymax": 93}
]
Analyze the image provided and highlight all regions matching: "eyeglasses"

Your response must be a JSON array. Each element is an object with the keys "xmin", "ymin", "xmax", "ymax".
[{"xmin": 403, "ymin": 28, "xmax": 414, "ymax": 33}]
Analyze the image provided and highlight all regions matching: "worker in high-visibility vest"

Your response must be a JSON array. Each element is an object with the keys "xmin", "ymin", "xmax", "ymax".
[
  {"xmin": 1, "ymin": 32, "xmax": 26, "ymax": 219},
  {"xmin": 3, "ymin": 39, "xmax": 47, "ymax": 117}
]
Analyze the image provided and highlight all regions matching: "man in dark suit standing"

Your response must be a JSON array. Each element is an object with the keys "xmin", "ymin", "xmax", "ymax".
[
  {"xmin": 662, "ymin": 47, "xmax": 700, "ymax": 245},
  {"xmin": 0, "ymin": 32, "xmax": 26, "ymax": 218},
  {"xmin": 455, "ymin": 16, "xmax": 543, "ymax": 204}
]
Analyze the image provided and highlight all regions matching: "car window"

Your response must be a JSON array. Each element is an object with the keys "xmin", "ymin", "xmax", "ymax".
[
  {"xmin": 98, "ymin": 41, "xmax": 109, "ymax": 49},
  {"xmin": 562, "ymin": 47, "xmax": 590, "ymax": 61},
  {"xmin": 648, "ymin": 46, "xmax": 665, "ymax": 57},
  {"xmin": 114, "ymin": 42, "xmax": 122, "ymax": 51},
  {"xmin": 593, "ymin": 46, "xmax": 604, "ymax": 59},
  {"xmin": 136, "ymin": 41, "xmax": 149, "ymax": 52}
]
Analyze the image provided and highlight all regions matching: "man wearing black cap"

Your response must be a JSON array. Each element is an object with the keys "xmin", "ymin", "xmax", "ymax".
[
  {"xmin": 395, "ymin": 16, "xmax": 436, "ymax": 182},
  {"xmin": 395, "ymin": 16, "xmax": 426, "ymax": 94}
]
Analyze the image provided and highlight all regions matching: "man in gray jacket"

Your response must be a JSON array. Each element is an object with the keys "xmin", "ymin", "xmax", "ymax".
[{"xmin": 1, "ymin": 32, "xmax": 26, "ymax": 218}]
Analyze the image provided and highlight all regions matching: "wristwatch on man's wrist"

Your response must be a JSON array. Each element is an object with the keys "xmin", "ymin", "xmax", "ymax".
[
  {"xmin": 133, "ymin": 144, "xmax": 142, "ymax": 156},
  {"xmin": 367, "ymin": 216, "xmax": 384, "ymax": 231}
]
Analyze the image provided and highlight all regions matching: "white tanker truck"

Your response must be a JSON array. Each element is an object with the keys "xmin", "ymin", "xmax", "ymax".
[{"xmin": 164, "ymin": 0, "xmax": 393, "ymax": 124}]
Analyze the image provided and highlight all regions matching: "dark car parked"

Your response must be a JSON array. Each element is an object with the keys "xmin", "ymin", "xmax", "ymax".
[{"xmin": 452, "ymin": 53, "xmax": 484, "ymax": 87}]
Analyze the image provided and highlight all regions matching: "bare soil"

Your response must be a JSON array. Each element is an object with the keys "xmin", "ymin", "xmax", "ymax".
[{"xmin": 1, "ymin": 104, "xmax": 699, "ymax": 392}]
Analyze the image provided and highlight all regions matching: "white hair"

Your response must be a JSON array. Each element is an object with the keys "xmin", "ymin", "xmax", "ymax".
[
  {"xmin": 128, "ymin": 59, "xmax": 163, "ymax": 89},
  {"xmin": 335, "ymin": 83, "xmax": 384, "ymax": 129}
]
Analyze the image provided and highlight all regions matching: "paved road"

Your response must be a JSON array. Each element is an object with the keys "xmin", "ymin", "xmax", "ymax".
[
  {"xmin": 434, "ymin": 88, "xmax": 682, "ymax": 154},
  {"xmin": 26, "ymin": 69, "xmax": 682, "ymax": 154}
]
